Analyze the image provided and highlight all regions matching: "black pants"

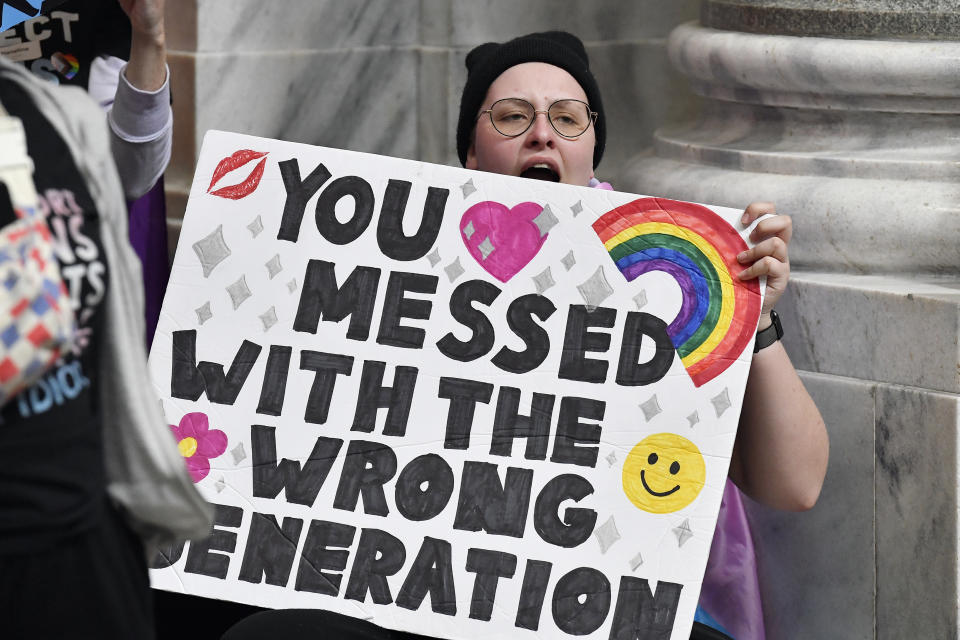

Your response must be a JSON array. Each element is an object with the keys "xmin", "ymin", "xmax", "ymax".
[{"xmin": 0, "ymin": 501, "xmax": 154, "ymax": 640}]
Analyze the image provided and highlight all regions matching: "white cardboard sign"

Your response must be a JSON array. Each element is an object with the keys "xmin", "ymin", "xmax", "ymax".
[{"xmin": 149, "ymin": 130, "xmax": 763, "ymax": 640}]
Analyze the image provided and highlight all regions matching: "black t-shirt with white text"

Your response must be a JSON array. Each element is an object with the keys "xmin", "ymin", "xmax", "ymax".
[
  {"xmin": 0, "ymin": 0, "xmax": 130, "ymax": 89},
  {"xmin": 0, "ymin": 77, "xmax": 111, "ymax": 553}
]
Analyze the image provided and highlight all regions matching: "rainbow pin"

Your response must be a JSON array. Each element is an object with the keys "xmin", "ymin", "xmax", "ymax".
[
  {"xmin": 593, "ymin": 197, "xmax": 762, "ymax": 387},
  {"xmin": 51, "ymin": 52, "xmax": 79, "ymax": 80}
]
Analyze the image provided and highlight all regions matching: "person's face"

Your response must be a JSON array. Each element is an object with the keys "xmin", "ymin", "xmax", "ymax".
[{"xmin": 466, "ymin": 62, "xmax": 596, "ymax": 186}]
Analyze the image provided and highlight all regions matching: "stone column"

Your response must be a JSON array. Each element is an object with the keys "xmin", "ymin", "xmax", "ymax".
[{"xmin": 620, "ymin": 2, "xmax": 960, "ymax": 638}]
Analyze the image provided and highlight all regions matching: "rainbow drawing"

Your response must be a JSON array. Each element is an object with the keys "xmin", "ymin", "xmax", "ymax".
[
  {"xmin": 51, "ymin": 52, "xmax": 79, "ymax": 80},
  {"xmin": 592, "ymin": 197, "xmax": 761, "ymax": 387}
]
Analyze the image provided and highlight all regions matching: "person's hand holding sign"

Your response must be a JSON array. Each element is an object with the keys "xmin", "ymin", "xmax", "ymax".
[
  {"xmin": 735, "ymin": 201, "xmax": 792, "ymax": 332},
  {"xmin": 117, "ymin": 0, "xmax": 166, "ymax": 91},
  {"xmin": 728, "ymin": 201, "xmax": 828, "ymax": 512}
]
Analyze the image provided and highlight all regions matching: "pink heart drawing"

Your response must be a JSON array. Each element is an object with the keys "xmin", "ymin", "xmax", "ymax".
[{"xmin": 460, "ymin": 201, "xmax": 548, "ymax": 283}]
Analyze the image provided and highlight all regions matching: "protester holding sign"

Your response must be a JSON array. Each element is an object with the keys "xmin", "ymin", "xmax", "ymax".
[
  {"xmin": 219, "ymin": 30, "xmax": 827, "ymax": 640},
  {"xmin": 457, "ymin": 31, "xmax": 827, "ymax": 640}
]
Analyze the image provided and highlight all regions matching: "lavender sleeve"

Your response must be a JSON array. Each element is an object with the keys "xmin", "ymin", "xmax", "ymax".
[{"xmin": 106, "ymin": 62, "xmax": 172, "ymax": 200}]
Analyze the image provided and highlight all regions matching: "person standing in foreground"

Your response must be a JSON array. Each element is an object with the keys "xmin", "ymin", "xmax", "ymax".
[{"xmin": 0, "ymin": 1, "xmax": 211, "ymax": 638}]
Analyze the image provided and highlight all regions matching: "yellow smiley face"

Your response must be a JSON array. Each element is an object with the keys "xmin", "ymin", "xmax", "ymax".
[{"xmin": 622, "ymin": 433, "xmax": 706, "ymax": 514}]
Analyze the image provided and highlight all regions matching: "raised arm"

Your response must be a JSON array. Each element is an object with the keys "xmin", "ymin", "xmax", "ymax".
[
  {"xmin": 120, "ymin": 0, "xmax": 166, "ymax": 91},
  {"xmin": 106, "ymin": 0, "xmax": 171, "ymax": 199},
  {"xmin": 727, "ymin": 202, "xmax": 829, "ymax": 511}
]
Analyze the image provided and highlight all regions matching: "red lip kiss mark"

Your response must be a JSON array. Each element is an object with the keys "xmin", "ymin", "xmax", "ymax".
[{"xmin": 207, "ymin": 149, "xmax": 268, "ymax": 199}]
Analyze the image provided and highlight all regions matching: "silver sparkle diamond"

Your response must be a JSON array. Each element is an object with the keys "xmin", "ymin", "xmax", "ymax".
[
  {"xmin": 673, "ymin": 519, "xmax": 694, "ymax": 547},
  {"xmin": 195, "ymin": 301, "xmax": 213, "ymax": 325},
  {"xmin": 629, "ymin": 551, "xmax": 644, "ymax": 571},
  {"xmin": 594, "ymin": 515, "xmax": 621, "ymax": 554},
  {"xmin": 477, "ymin": 236, "xmax": 495, "ymax": 260},
  {"xmin": 226, "ymin": 275, "xmax": 252, "ymax": 310},
  {"xmin": 605, "ymin": 450, "xmax": 617, "ymax": 467},
  {"xmin": 287, "ymin": 278, "xmax": 298, "ymax": 293},
  {"xmin": 712, "ymin": 387, "xmax": 732, "ymax": 417},
  {"xmin": 533, "ymin": 267, "xmax": 555, "ymax": 294},
  {"xmin": 633, "ymin": 289, "xmax": 648, "ymax": 310},
  {"xmin": 193, "ymin": 224, "xmax": 231, "ymax": 277},
  {"xmin": 214, "ymin": 476, "xmax": 226, "ymax": 493},
  {"xmin": 687, "ymin": 411, "xmax": 700, "ymax": 427},
  {"xmin": 426, "ymin": 249, "xmax": 441, "ymax": 267},
  {"xmin": 560, "ymin": 250, "xmax": 576, "ymax": 271},
  {"xmin": 462, "ymin": 220, "xmax": 476, "ymax": 239},
  {"xmin": 571, "ymin": 200, "xmax": 584, "ymax": 216},
  {"xmin": 460, "ymin": 178, "xmax": 477, "ymax": 198},
  {"xmin": 577, "ymin": 266, "xmax": 614, "ymax": 309},
  {"xmin": 640, "ymin": 394, "xmax": 662, "ymax": 421},
  {"xmin": 259, "ymin": 306, "xmax": 278, "ymax": 331},
  {"xmin": 444, "ymin": 257, "xmax": 465, "ymax": 282},
  {"xmin": 247, "ymin": 215, "xmax": 264, "ymax": 237},
  {"xmin": 532, "ymin": 204, "xmax": 559, "ymax": 237},
  {"xmin": 265, "ymin": 254, "xmax": 282, "ymax": 279},
  {"xmin": 231, "ymin": 442, "xmax": 247, "ymax": 465}
]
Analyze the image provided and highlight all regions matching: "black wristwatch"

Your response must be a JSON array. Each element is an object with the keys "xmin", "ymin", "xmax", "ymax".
[{"xmin": 754, "ymin": 309, "xmax": 783, "ymax": 352}]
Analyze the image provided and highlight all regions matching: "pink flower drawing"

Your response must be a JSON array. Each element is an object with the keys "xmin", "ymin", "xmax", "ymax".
[{"xmin": 170, "ymin": 412, "xmax": 228, "ymax": 483}]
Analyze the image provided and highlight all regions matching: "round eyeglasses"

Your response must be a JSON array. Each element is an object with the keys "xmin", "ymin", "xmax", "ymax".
[{"xmin": 478, "ymin": 98, "xmax": 598, "ymax": 139}]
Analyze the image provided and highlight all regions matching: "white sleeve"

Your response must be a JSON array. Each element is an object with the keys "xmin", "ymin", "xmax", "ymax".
[
  {"xmin": 99, "ymin": 56, "xmax": 172, "ymax": 200},
  {"xmin": 87, "ymin": 54, "xmax": 124, "ymax": 109}
]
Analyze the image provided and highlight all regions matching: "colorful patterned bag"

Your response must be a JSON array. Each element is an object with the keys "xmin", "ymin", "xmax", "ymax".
[{"xmin": 0, "ymin": 103, "xmax": 75, "ymax": 406}]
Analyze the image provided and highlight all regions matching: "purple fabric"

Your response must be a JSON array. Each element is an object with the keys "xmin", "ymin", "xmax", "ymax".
[
  {"xmin": 126, "ymin": 176, "xmax": 169, "ymax": 346},
  {"xmin": 588, "ymin": 177, "xmax": 613, "ymax": 190},
  {"xmin": 699, "ymin": 479, "xmax": 766, "ymax": 640}
]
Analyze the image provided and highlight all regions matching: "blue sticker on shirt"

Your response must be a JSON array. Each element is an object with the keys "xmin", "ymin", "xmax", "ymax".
[{"xmin": 0, "ymin": 0, "xmax": 43, "ymax": 32}]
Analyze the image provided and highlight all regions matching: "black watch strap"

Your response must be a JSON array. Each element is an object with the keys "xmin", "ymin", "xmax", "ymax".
[{"xmin": 754, "ymin": 309, "xmax": 783, "ymax": 352}]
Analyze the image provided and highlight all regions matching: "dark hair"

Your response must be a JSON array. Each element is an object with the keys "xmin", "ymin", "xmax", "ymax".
[{"xmin": 456, "ymin": 31, "xmax": 606, "ymax": 169}]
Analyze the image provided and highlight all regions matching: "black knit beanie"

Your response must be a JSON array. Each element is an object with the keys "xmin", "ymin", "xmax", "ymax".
[{"xmin": 456, "ymin": 31, "xmax": 606, "ymax": 169}]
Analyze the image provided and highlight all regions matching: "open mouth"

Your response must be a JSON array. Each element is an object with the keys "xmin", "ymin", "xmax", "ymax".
[
  {"xmin": 640, "ymin": 470, "xmax": 680, "ymax": 497},
  {"xmin": 520, "ymin": 163, "xmax": 560, "ymax": 182}
]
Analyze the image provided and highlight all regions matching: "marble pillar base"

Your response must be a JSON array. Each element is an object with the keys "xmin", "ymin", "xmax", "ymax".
[
  {"xmin": 745, "ymin": 272, "xmax": 960, "ymax": 639},
  {"xmin": 701, "ymin": 0, "xmax": 960, "ymax": 40},
  {"xmin": 620, "ymin": 22, "xmax": 960, "ymax": 274},
  {"xmin": 621, "ymin": 156, "xmax": 960, "ymax": 275},
  {"xmin": 780, "ymin": 272, "xmax": 960, "ymax": 394}
]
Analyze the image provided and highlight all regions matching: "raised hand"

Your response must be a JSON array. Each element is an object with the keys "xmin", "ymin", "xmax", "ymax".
[
  {"xmin": 117, "ymin": 0, "xmax": 165, "ymax": 43},
  {"xmin": 117, "ymin": 0, "xmax": 166, "ymax": 91}
]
